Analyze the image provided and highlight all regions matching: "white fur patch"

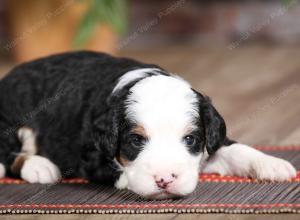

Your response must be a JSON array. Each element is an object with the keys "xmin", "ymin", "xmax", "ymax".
[
  {"xmin": 0, "ymin": 163, "xmax": 5, "ymax": 178},
  {"xmin": 21, "ymin": 155, "xmax": 61, "ymax": 184},
  {"xmin": 18, "ymin": 127, "xmax": 37, "ymax": 155},
  {"xmin": 115, "ymin": 172, "xmax": 129, "ymax": 189},
  {"xmin": 112, "ymin": 68, "xmax": 161, "ymax": 94},
  {"xmin": 202, "ymin": 143, "xmax": 297, "ymax": 181},
  {"xmin": 126, "ymin": 75, "xmax": 197, "ymax": 133},
  {"xmin": 121, "ymin": 75, "xmax": 201, "ymax": 198}
]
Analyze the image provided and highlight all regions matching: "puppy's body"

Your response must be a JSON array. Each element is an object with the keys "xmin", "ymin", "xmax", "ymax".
[
  {"xmin": 0, "ymin": 51, "xmax": 296, "ymax": 199},
  {"xmin": 0, "ymin": 52, "xmax": 157, "ymax": 182}
]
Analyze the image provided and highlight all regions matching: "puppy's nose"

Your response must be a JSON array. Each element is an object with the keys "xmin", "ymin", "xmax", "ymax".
[{"xmin": 154, "ymin": 173, "xmax": 178, "ymax": 189}]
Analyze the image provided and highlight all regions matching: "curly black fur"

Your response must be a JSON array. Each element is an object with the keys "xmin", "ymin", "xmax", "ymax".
[{"xmin": 0, "ymin": 51, "xmax": 159, "ymax": 182}]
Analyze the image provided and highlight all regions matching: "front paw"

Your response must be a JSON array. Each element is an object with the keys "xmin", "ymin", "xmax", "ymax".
[
  {"xmin": 114, "ymin": 172, "xmax": 128, "ymax": 189},
  {"xmin": 252, "ymin": 155, "xmax": 297, "ymax": 181},
  {"xmin": 21, "ymin": 155, "xmax": 61, "ymax": 184}
]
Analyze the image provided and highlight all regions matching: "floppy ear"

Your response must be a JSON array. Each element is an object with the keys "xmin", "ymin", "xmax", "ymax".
[
  {"xmin": 92, "ymin": 109, "xmax": 119, "ymax": 159},
  {"xmin": 200, "ymin": 96, "xmax": 226, "ymax": 155},
  {"xmin": 78, "ymin": 110, "xmax": 123, "ymax": 183},
  {"xmin": 91, "ymin": 85, "xmax": 130, "ymax": 159}
]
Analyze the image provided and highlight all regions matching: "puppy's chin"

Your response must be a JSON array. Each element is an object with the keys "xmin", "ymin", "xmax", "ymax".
[
  {"xmin": 143, "ymin": 191, "xmax": 186, "ymax": 200},
  {"xmin": 130, "ymin": 183, "xmax": 197, "ymax": 200},
  {"xmin": 126, "ymin": 172, "xmax": 199, "ymax": 200}
]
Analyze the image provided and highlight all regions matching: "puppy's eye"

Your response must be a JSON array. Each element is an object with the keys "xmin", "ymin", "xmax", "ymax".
[
  {"xmin": 183, "ymin": 135, "xmax": 196, "ymax": 146},
  {"xmin": 130, "ymin": 134, "xmax": 146, "ymax": 147}
]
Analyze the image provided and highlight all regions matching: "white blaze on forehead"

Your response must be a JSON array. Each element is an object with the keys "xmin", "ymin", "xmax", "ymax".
[
  {"xmin": 112, "ymin": 68, "xmax": 161, "ymax": 94},
  {"xmin": 126, "ymin": 75, "xmax": 198, "ymax": 137}
]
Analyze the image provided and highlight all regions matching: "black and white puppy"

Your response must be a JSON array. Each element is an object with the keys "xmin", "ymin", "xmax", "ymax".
[{"xmin": 0, "ymin": 51, "xmax": 296, "ymax": 199}]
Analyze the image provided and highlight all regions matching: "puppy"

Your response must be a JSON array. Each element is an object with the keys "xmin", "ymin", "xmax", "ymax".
[{"xmin": 0, "ymin": 51, "xmax": 296, "ymax": 199}]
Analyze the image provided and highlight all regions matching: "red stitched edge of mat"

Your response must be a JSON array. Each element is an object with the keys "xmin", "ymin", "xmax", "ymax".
[
  {"xmin": 1, "ymin": 171, "xmax": 300, "ymax": 184},
  {"xmin": 199, "ymin": 171, "xmax": 300, "ymax": 183}
]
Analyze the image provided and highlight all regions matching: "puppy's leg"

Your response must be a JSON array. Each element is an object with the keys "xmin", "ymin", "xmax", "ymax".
[
  {"xmin": 13, "ymin": 127, "xmax": 61, "ymax": 184},
  {"xmin": 0, "ymin": 163, "xmax": 5, "ymax": 178},
  {"xmin": 202, "ymin": 143, "xmax": 297, "ymax": 181}
]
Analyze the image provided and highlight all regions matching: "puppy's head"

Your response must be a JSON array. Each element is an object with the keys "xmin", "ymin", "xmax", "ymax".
[{"xmin": 109, "ymin": 69, "xmax": 226, "ymax": 199}]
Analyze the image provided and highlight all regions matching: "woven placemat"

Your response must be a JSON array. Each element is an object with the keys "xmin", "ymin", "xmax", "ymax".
[{"xmin": 0, "ymin": 146, "xmax": 300, "ymax": 215}]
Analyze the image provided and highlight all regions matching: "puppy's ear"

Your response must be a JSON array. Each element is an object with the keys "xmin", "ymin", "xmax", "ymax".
[
  {"xmin": 92, "ymin": 109, "xmax": 119, "ymax": 159},
  {"xmin": 79, "ymin": 108, "xmax": 121, "ymax": 182},
  {"xmin": 199, "ymin": 95, "xmax": 226, "ymax": 155}
]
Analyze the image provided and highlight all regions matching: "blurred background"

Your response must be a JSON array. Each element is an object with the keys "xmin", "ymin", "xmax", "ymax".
[{"xmin": 0, "ymin": 0, "xmax": 299, "ymax": 146}]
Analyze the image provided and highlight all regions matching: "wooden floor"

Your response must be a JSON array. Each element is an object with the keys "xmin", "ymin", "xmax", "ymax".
[{"xmin": 0, "ymin": 45, "xmax": 299, "ymax": 220}]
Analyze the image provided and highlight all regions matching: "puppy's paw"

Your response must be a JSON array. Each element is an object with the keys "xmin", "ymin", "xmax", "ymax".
[
  {"xmin": 21, "ymin": 155, "xmax": 61, "ymax": 184},
  {"xmin": 252, "ymin": 155, "xmax": 296, "ymax": 182},
  {"xmin": 114, "ymin": 173, "xmax": 128, "ymax": 189}
]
